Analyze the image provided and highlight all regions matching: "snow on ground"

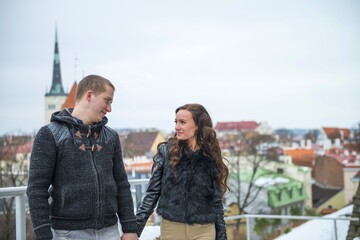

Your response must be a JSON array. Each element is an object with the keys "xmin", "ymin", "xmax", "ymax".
[
  {"xmin": 120, "ymin": 226, "xmax": 160, "ymax": 240},
  {"xmin": 119, "ymin": 224, "xmax": 160, "ymax": 240},
  {"xmin": 139, "ymin": 226, "xmax": 160, "ymax": 240},
  {"xmin": 276, "ymin": 205, "xmax": 353, "ymax": 240}
]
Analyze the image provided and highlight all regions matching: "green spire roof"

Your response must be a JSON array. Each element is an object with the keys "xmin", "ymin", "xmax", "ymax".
[{"xmin": 46, "ymin": 28, "xmax": 66, "ymax": 96}]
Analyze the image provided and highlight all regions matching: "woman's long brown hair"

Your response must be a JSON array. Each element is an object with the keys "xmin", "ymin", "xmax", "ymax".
[{"xmin": 156, "ymin": 103, "xmax": 229, "ymax": 194}]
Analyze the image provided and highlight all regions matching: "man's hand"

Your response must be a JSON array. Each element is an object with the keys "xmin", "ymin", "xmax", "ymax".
[{"xmin": 121, "ymin": 233, "xmax": 138, "ymax": 240}]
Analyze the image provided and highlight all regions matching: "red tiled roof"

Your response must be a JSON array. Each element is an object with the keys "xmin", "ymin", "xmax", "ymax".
[
  {"xmin": 327, "ymin": 148, "xmax": 344, "ymax": 155},
  {"xmin": 323, "ymin": 127, "xmax": 351, "ymax": 139},
  {"xmin": 320, "ymin": 207, "xmax": 338, "ymax": 215},
  {"xmin": 126, "ymin": 132, "xmax": 158, "ymax": 150},
  {"xmin": 343, "ymin": 143, "xmax": 359, "ymax": 153},
  {"xmin": 124, "ymin": 131, "xmax": 162, "ymax": 158},
  {"xmin": 125, "ymin": 161, "xmax": 152, "ymax": 173},
  {"xmin": 61, "ymin": 82, "xmax": 77, "ymax": 109},
  {"xmin": 284, "ymin": 148, "xmax": 315, "ymax": 167},
  {"xmin": 0, "ymin": 142, "xmax": 32, "ymax": 160},
  {"xmin": 325, "ymin": 153, "xmax": 356, "ymax": 165},
  {"xmin": 215, "ymin": 121, "xmax": 259, "ymax": 131}
]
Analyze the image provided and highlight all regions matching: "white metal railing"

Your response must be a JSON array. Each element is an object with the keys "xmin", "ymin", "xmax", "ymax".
[
  {"xmin": 0, "ymin": 179, "xmax": 150, "ymax": 240},
  {"xmin": 0, "ymin": 180, "xmax": 359, "ymax": 240},
  {"xmin": 0, "ymin": 185, "xmax": 27, "ymax": 240}
]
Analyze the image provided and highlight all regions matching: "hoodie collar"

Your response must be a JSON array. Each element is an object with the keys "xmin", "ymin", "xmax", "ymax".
[{"xmin": 50, "ymin": 108, "xmax": 108, "ymax": 131}]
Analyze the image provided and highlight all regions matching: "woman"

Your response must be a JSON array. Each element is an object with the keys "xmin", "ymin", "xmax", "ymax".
[{"xmin": 136, "ymin": 103, "xmax": 229, "ymax": 240}]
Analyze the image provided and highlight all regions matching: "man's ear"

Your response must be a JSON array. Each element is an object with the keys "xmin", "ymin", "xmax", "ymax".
[{"xmin": 86, "ymin": 90, "xmax": 93, "ymax": 102}]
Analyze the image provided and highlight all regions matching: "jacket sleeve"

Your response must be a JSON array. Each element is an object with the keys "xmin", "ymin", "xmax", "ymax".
[
  {"xmin": 113, "ymin": 132, "xmax": 137, "ymax": 233},
  {"xmin": 214, "ymin": 183, "xmax": 227, "ymax": 240},
  {"xmin": 26, "ymin": 126, "xmax": 57, "ymax": 240},
  {"xmin": 136, "ymin": 143, "xmax": 167, "ymax": 237}
]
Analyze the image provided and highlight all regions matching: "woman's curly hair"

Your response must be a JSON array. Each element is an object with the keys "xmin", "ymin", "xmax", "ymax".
[{"xmin": 156, "ymin": 103, "xmax": 229, "ymax": 193}]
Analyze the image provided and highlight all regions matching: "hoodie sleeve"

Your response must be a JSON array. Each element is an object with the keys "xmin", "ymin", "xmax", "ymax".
[
  {"xmin": 113, "ymin": 132, "xmax": 137, "ymax": 233},
  {"xmin": 27, "ymin": 126, "xmax": 57, "ymax": 240}
]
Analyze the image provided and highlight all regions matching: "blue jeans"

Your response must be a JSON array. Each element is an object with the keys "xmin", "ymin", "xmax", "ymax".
[{"xmin": 51, "ymin": 223, "xmax": 120, "ymax": 240}]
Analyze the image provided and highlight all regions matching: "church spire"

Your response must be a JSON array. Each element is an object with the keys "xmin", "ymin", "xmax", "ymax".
[{"xmin": 47, "ymin": 27, "xmax": 66, "ymax": 96}]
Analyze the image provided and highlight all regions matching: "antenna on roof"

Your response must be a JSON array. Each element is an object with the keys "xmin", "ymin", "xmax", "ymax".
[{"xmin": 74, "ymin": 53, "xmax": 78, "ymax": 82}]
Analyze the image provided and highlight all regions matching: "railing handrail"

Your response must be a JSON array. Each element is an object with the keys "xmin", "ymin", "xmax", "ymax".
[
  {"xmin": 0, "ymin": 186, "xmax": 27, "ymax": 197},
  {"xmin": 225, "ymin": 213, "xmax": 358, "ymax": 222},
  {"xmin": 0, "ymin": 178, "xmax": 150, "ymax": 198}
]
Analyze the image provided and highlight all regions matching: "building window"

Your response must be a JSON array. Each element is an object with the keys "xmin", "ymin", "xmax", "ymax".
[
  {"xmin": 48, "ymin": 104, "xmax": 56, "ymax": 110},
  {"xmin": 289, "ymin": 189, "xmax": 293, "ymax": 199},
  {"xmin": 298, "ymin": 186, "xmax": 303, "ymax": 195}
]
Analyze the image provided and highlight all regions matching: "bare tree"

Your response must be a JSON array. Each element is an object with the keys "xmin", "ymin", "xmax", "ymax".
[
  {"xmin": 275, "ymin": 128, "xmax": 294, "ymax": 146},
  {"xmin": 304, "ymin": 129, "xmax": 320, "ymax": 144},
  {"xmin": 0, "ymin": 135, "xmax": 31, "ymax": 240},
  {"xmin": 226, "ymin": 131, "xmax": 279, "ymax": 238}
]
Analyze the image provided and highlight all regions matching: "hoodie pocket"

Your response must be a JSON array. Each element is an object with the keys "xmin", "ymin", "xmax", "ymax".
[{"xmin": 51, "ymin": 183, "xmax": 94, "ymax": 219}]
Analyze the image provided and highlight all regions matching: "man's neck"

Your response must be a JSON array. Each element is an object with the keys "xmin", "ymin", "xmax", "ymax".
[{"xmin": 71, "ymin": 107, "xmax": 91, "ymax": 125}]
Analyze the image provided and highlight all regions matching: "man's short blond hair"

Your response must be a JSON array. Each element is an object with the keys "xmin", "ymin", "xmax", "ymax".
[{"xmin": 76, "ymin": 75, "xmax": 115, "ymax": 101}]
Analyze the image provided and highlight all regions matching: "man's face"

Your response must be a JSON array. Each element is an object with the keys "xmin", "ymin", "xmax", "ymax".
[{"xmin": 89, "ymin": 84, "xmax": 114, "ymax": 123}]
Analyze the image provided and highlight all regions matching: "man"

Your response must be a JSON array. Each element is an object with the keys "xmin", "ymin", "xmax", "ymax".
[{"xmin": 27, "ymin": 75, "xmax": 138, "ymax": 240}]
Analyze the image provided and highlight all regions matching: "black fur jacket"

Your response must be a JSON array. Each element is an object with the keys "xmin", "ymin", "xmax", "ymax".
[{"xmin": 136, "ymin": 143, "xmax": 227, "ymax": 240}]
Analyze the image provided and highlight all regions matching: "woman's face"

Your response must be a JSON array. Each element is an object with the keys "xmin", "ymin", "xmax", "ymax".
[{"xmin": 175, "ymin": 109, "xmax": 197, "ymax": 148}]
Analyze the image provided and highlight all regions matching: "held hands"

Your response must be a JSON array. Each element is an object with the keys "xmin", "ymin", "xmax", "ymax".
[{"xmin": 121, "ymin": 233, "xmax": 138, "ymax": 240}]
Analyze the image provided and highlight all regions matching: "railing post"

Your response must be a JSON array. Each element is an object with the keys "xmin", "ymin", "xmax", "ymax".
[
  {"xmin": 15, "ymin": 195, "xmax": 26, "ymax": 240},
  {"xmin": 246, "ymin": 215, "xmax": 251, "ymax": 240},
  {"xmin": 333, "ymin": 219, "xmax": 338, "ymax": 240}
]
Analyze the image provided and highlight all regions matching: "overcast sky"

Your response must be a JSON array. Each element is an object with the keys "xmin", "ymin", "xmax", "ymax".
[{"xmin": 0, "ymin": 0, "xmax": 359, "ymax": 135}]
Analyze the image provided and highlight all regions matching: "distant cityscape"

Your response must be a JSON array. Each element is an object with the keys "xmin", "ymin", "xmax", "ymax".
[{"xmin": 1, "ymin": 27, "xmax": 359, "ymax": 240}]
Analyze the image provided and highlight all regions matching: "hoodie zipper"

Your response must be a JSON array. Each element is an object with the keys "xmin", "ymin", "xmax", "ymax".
[{"xmin": 88, "ymin": 126, "xmax": 102, "ymax": 228}]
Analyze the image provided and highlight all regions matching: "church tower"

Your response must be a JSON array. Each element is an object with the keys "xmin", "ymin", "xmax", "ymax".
[{"xmin": 44, "ymin": 28, "xmax": 67, "ymax": 123}]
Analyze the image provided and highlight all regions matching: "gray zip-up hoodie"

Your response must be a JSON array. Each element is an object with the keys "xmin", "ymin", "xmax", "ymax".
[{"xmin": 27, "ymin": 109, "xmax": 137, "ymax": 240}]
